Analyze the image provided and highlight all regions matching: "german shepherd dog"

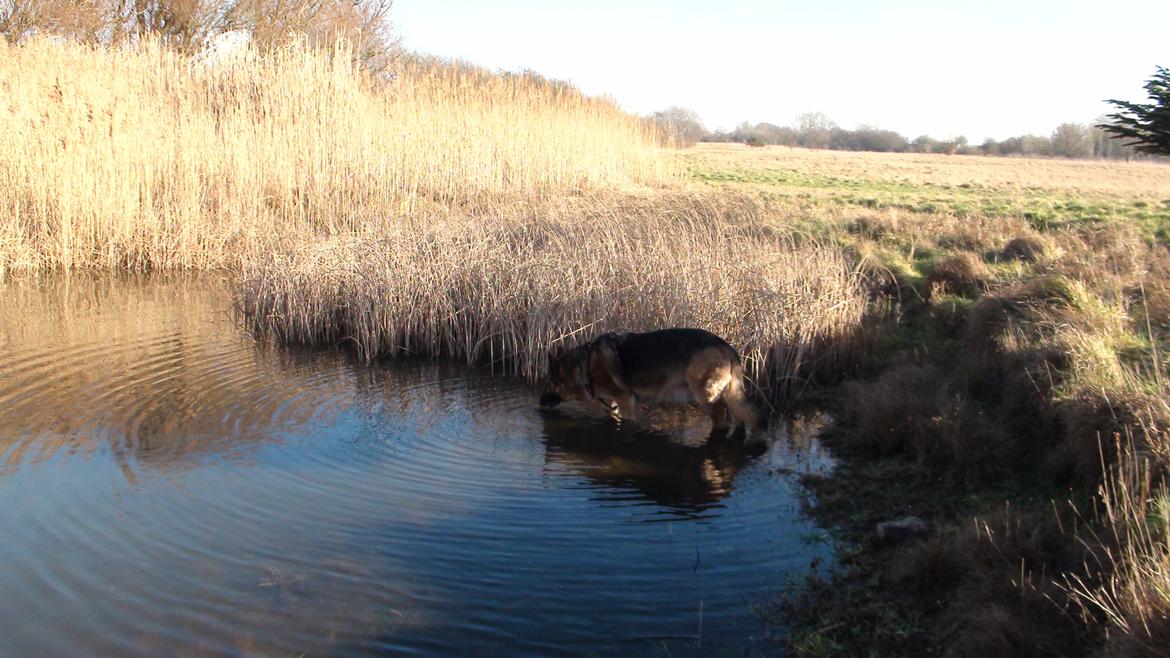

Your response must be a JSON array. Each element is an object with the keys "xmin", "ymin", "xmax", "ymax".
[{"xmin": 538, "ymin": 328, "xmax": 763, "ymax": 434}]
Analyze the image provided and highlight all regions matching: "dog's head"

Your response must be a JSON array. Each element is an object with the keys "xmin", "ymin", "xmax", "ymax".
[{"xmin": 539, "ymin": 345, "xmax": 590, "ymax": 407}]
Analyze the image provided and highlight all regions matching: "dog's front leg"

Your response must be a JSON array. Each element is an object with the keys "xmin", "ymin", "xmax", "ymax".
[
  {"xmin": 593, "ymin": 396, "xmax": 621, "ymax": 422},
  {"xmin": 613, "ymin": 393, "xmax": 637, "ymax": 423}
]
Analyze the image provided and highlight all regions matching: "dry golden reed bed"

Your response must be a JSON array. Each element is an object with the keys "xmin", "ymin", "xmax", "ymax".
[
  {"xmin": 0, "ymin": 36, "xmax": 668, "ymax": 273},
  {"xmin": 239, "ymin": 193, "xmax": 868, "ymax": 404}
]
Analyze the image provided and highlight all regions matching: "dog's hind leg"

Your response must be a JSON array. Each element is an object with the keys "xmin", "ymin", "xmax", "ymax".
[{"xmin": 687, "ymin": 361, "xmax": 733, "ymax": 433}]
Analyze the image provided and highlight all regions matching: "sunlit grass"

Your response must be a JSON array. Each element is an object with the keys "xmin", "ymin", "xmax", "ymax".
[{"xmin": 687, "ymin": 144, "xmax": 1170, "ymax": 237}]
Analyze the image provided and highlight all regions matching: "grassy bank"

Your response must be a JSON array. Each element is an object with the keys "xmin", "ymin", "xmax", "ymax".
[
  {"xmin": 685, "ymin": 145, "xmax": 1170, "ymax": 656},
  {"xmin": 0, "ymin": 37, "xmax": 669, "ymax": 273}
]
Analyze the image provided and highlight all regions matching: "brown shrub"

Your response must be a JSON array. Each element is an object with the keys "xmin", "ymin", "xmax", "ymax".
[
  {"xmin": 1, "ymin": 1, "xmax": 398, "ymax": 70},
  {"xmin": 925, "ymin": 253, "xmax": 988, "ymax": 300}
]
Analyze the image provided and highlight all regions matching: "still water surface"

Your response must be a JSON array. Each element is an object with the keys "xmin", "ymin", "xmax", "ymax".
[{"xmin": 0, "ymin": 274, "xmax": 832, "ymax": 657}]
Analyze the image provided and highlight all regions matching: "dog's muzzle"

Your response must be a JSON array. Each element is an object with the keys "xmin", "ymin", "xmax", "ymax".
[{"xmin": 538, "ymin": 390, "xmax": 563, "ymax": 407}]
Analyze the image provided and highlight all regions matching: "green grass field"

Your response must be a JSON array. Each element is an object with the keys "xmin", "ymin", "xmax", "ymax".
[{"xmin": 688, "ymin": 144, "xmax": 1170, "ymax": 237}]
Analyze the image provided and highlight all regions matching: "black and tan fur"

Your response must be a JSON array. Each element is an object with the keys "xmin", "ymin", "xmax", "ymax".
[{"xmin": 539, "ymin": 328, "xmax": 763, "ymax": 434}]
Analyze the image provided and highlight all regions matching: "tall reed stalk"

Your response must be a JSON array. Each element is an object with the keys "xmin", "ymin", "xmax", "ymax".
[{"xmin": 1064, "ymin": 438, "xmax": 1170, "ymax": 657}]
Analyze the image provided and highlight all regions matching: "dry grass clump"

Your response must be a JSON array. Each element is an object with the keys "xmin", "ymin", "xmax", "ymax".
[
  {"xmin": 928, "ymin": 295, "xmax": 974, "ymax": 338},
  {"xmin": 964, "ymin": 276, "xmax": 1119, "ymax": 361},
  {"xmin": 1001, "ymin": 236, "xmax": 1049, "ymax": 263},
  {"xmin": 891, "ymin": 531, "xmax": 971, "ymax": 592},
  {"xmin": 237, "ymin": 194, "xmax": 868, "ymax": 406},
  {"xmin": 925, "ymin": 253, "xmax": 989, "ymax": 300},
  {"xmin": 1041, "ymin": 224, "xmax": 1153, "ymax": 299},
  {"xmin": 847, "ymin": 239, "xmax": 907, "ymax": 302},
  {"xmin": 1065, "ymin": 446, "xmax": 1170, "ymax": 658},
  {"xmin": 895, "ymin": 449, "xmax": 1170, "ymax": 658},
  {"xmin": 845, "ymin": 365, "xmax": 1004, "ymax": 476},
  {"xmin": 996, "ymin": 346, "xmax": 1070, "ymax": 448},
  {"xmin": 958, "ymin": 269, "xmax": 1169, "ymax": 478},
  {"xmin": 847, "ymin": 210, "xmax": 1031, "ymax": 259},
  {"xmin": 0, "ymin": 36, "xmax": 668, "ymax": 272},
  {"xmin": 892, "ymin": 506, "xmax": 1104, "ymax": 658},
  {"xmin": 1124, "ymin": 246, "xmax": 1170, "ymax": 332},
  {"xmin": 959, "ymin": 274, "xmax": 1167, "ymax": 478},
  {"xmin": 847, "ymin": 213, "xmax": 903, "ymax": 239},
  {"xmin": 1053, "ymin": 394, "xmax": 1170, "ymax": 484},
  {"xmin": 926, "ymin": 510, "xmax": 1091, "ymax": 658}
]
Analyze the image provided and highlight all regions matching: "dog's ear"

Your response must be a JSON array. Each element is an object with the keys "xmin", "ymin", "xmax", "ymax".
[{"xmin": 548, "ymin": 345, "xmax": 564, "ymax": 369}]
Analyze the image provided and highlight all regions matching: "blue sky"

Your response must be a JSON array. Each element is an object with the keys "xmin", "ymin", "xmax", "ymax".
[{"xmin": 393, "ymin": 1, "xmax": 1168, "ymax": 142}]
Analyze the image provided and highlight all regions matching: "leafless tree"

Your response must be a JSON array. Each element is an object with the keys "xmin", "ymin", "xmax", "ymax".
[
  {"xmin": 650, "ymin": 106, "xmax": 707, "ymax": 147},
  {"xmin": 1, "ymin": 0, "xmax": 398, "ymax": 71}
]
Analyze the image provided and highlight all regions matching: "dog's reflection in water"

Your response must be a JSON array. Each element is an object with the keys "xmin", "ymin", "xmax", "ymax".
[{"xmin": 538, "ymin": 406, "xmax": 765, "ymax": 515}]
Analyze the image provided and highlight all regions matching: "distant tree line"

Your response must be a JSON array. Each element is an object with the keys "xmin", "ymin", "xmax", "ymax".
[
  {"xmin": 650, "ymin": 108, "xmax": 1157, "ymax": 160},
  {"xmin": 648, "ymin": 106, "xmax": 709, "ymax": 147}
]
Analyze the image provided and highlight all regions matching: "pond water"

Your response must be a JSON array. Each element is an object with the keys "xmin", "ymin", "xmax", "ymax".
[{"xmin": 0, "ymin": 274, "xmax": 833, "ymax": 657}]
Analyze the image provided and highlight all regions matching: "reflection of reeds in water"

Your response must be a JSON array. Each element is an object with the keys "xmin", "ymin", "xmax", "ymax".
[
  {"xmin": 0, "ymin": 273, "xmax": 551, "ymax": 473},
  {"xmin": 239, "ymin": 193, "xmax": 869, "ymax": 406},
  {"xmin": 0, "ymin": 274, "xmax": 350, "ymax": 469},
  {"xmin": 0, "ymin": 38, "xmax": 668, "ymax": 273}
]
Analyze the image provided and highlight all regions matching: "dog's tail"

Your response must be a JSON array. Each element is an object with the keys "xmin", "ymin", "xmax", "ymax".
[{"xmin": 724, "ymin": 364, "xmax": 765, "ymax": 431}]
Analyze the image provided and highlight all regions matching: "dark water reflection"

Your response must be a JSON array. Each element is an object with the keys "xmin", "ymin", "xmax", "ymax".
[{"xmin": 0, "ymin": 274, "xmax": 833, "ymax": 657}]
